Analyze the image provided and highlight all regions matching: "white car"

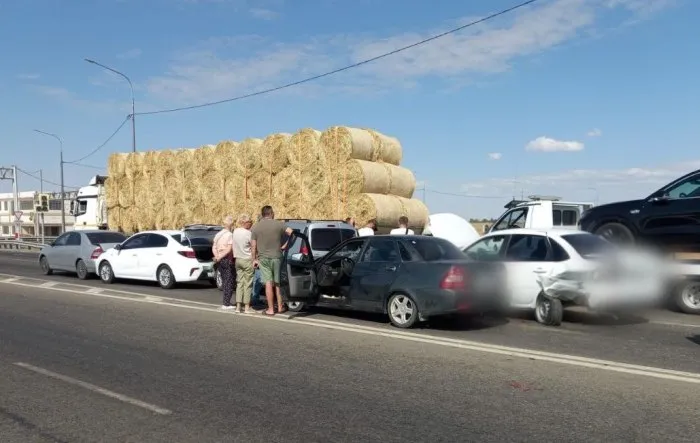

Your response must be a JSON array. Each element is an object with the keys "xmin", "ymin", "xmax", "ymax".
[
  {"xmin": 463, "ymin": 228, "xmax": 665, "ymax": 326},
  {"xmin": 95, "ymin": 230, "xmax": 216, "ymax": 289}
]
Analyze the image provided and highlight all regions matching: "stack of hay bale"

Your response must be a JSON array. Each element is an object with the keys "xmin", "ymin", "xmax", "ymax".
[{"xmin": 106, "ymin": 126, "xmax": 429, "ymax": 233}]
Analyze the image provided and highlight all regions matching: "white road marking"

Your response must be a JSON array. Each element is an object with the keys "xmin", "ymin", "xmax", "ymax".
[
  {"xmin": 86, "ymin": 288, "xmax": 103, "ymax": 294},
  {"xmin": 13, "ymin": 362, "xmax": 172, "ymax": 415},
  {"xmin": 650, "ymin": 320, "xmax": 700, "ymax": 329},
  {"xmin": 4, "ymin": 277, "xmax": 700, "ymax": 385},
  {"xmin": 39, "ymin": 282, "xmax": 57, "ymax": 288}
]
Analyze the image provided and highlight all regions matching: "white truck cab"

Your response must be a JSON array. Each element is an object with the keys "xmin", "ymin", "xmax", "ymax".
[
  {"xmin": 488, "ymin": 195, "xmax": 594, "ymax": 234},
  {"xmin": 70, "ymin": 175, "xmax": 108, "ymax": 231}
]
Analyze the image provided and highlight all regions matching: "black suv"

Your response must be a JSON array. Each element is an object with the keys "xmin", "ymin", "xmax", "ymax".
[{"xmin": 579, "ymin": 169, "xmax": 700, "ymax": 252}]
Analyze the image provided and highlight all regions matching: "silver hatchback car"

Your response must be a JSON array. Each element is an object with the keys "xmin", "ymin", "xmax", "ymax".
[{"xmin": 39, "ymin": 230, "xmax": 127, "ymax": 279}]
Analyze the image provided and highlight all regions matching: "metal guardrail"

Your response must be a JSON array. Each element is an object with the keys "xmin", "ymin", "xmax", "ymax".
[{"xmin": 0, "ymin": 238, "xmax": 50, "ymax": 251}]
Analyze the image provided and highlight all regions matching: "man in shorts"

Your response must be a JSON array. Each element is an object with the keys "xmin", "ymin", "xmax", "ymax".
[{"xmin": 251, "ymin": 205, "xmax": 294, "ymax": 316}]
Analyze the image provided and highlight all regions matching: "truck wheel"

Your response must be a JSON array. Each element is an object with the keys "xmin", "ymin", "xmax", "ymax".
[
  {"xmin": 534, "ymin": 293, "xmax": 563, "ymax": 326},
  {"xmin": 594, "ymin": 222, "xmax": 635, "ymax": 245},
  {"xmin": 674, "ymin": 281, "xmax": 700, "ymax": 315}
]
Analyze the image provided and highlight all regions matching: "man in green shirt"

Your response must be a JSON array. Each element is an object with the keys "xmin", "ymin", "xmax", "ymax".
[{"xmin": 251, "ymin": 205, "xmax": 294, "ymax": 316}]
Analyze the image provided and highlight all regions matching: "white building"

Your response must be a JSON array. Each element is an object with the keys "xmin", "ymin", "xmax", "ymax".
[{"xmin": 0, "ymin": 191, "xmax": 74, "ymax": 237}]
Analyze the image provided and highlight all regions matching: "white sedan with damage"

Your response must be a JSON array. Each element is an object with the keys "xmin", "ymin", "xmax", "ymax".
[{"xmin": 462, "ymin": 228, "xmax": 665, "ymax": 325}]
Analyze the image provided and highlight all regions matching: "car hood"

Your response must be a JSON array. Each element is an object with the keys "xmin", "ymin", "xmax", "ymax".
[{"xmin": 584, "ymin": 199, "xmax": 645, "ymax": 216}]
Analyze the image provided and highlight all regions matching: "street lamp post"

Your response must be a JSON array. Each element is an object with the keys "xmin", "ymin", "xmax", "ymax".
[
  {"xmin": 34, "ymin": 130, "xmax": 66, "ymax": 233},
  {"xmin": 85, "ymin": 58, "xmax": 136, "ymax": 153}
]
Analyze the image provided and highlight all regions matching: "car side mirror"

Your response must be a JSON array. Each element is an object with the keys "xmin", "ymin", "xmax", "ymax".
[
  {"xmin": 649, "ymin": 194, "xmax": 670, "ymax": 204},
  {"xmin": 114, "ymin": 244, "xmax": 122, "ymax": 251}
]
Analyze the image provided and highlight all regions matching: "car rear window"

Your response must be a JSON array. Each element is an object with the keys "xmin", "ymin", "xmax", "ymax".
[
  {"xmin": 560, "ymin": 234, "xmax": 613, "ymax": 257},
  {"xmin": 184, "ymin": 229, "xmax": 221, "ymax": 240},
  {"xmin": 403, "ymin": 237, "xmax": 465, "ymax": 261},
  {"xmin": 310, "ymin": 228, "xmax": 357, "ymax": 251},
  {"xmin": 85, "ymin": 232, "xmax": 127, "ymax": 244}
]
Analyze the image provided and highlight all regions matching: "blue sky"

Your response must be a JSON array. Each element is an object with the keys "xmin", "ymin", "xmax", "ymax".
[{"xmin": 1, "ymin": 0, "xmax": 698, "ymax": 219}]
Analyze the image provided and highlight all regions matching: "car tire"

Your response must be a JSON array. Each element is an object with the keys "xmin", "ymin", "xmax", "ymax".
[
  {"xmin": 594, "ymin": 222, "xmax": 635, "ymax": 245},
  {"xmin": 534, "ymin": 293, "xmax": 563, "ymax": 326},
  {"xmin": 157, "ymin": 265, "xmax": 176, "ymax": 289},
  {"xmin": 387, "ymin": 293, "xmax": 419, "ymax": 329},
  {"xmin": 286, "ymin": 301, "xmax": 306, "ymax": 312},
  {"xmin": 40, "ymin": 255, "xmax": 53, "ymax": 275},
  {"xmin": 76, "ymin": 259, "xmax": 89, "ymax": 280},
  {"xmin": 674, "ymin": 281, "xmax": 700, "ymax": 315},
  {"xmin": 99, "ymin": 262, "xmax": 115, "ymax": 284}
]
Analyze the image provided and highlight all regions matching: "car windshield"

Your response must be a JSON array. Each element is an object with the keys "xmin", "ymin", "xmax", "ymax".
[
  {"xmin": 85, "ymin": 232, "xmax": 127, "ymax": 244},
  {"xmin": 310, "ymin": 229, "xmax": 356, "ymax": 251},
  {"xmin": 560, "ymin": 234, "xmax": 614, "ymax": 258},
  {"xmin": 405, "ymin": 237, "xmax": 465, "ymax": 261}
]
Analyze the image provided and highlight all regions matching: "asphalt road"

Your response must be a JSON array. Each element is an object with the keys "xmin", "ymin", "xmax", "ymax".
[
  {"xmin": 1, "ymin": 282, "xmax": 700, "ymax": 442},
  {"xmin": 2, "ymin": 250, "xmax": 700, "ymax": 375}
]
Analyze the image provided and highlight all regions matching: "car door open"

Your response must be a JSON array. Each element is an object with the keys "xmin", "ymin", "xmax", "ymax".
[{"xmin": 280, "ymin": 232, "xmax": 318, "ymax": 303}]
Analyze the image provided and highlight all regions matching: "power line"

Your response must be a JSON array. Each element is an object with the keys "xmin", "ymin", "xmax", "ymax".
[
  {"xmin": 136, "ymin": 0, "xmax": 541, "ymax": 116},
  {"xmin": 67, "ymin": 162, "xmax": 105, "ymax": 170},
  {"xmin": 65, "ymin": 115, "xmax": 131, "ymax": 164},
  {"xmin": 16, "ymin": 167, "xmax": 78, "ymax": 190},
  {"xmin": 425, "ymin": 188, "xmax": 508, "ymax": 199}
]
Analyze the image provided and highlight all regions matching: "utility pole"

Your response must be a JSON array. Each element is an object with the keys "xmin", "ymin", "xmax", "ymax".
[
  {"xmin": 12, "ymin": 165, "xmax": 19, "ymax": 237},
  {"xmin": 39, "ymin": 169, "xmax": 45, "ymax": 243},
  {"xmin": 85, "ymin": 58, "xmax": 136, "ymax": 152}
]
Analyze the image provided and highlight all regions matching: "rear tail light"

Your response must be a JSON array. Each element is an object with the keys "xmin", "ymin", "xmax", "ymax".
[
  {"xmin": 440, "ymin": 266, "xmax": 467, "ymax": 290},
  {"xmin": 90, "ymin": 246, "xmax": 104, "ymax": 259},
  {"xmin": 178, "ymin": 250, "xmax": 197, "ymax": 259},
  {"xmin": 300, "ymin": 244, "xmax": 310, "ymax": 256}
]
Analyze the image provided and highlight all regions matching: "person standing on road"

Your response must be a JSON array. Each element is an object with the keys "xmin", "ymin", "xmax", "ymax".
[
  {"xmin": 345, "ymin": 217, "xmax": 356, "ymax": 228},
  {"xmin": 357, "ymin": 218, "xmax": 377, "ymax": 237},
  {"xmin": 390, "ymin": 216, "xmax": 415, "ymax": 235},
  {"xmin": 251, "ymin": 205, "xmax": 294, "ymax": 316},
  {"xmin": 213, "ymin": 216, "xmax": 235, "ymax": 311},
  {"xmin": 233, "ymin": 214, "xmax": 255, "ymax": 314}
]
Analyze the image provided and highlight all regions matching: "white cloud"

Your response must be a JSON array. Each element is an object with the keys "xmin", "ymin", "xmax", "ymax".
[
  {"xmin": 143, "ymin": 0, "xmax": 675, "ymax": 106},
  {"xmin": 525, "ymin": 136, "xmax": 584, "ymax": 152},
  {"xmin": 587, "ymin": 128, "xmax": 602, "ymax": 137},
  {"xmin": 249, "ymin": 7, "xmax": 277, "ymax": 20},
  {"xmin": 116, "ymin": 48, "xmax": 142, "ymax": 59},
  {"xmin": 488, "ymin": 152, "xmax": 502, "ymax": 160},
  {"xmin": 460, "ymin": 159, "xmax": 700, "ymax": 204},
  {"xmin": 17, "ymin": 73, "xmax": 40, "ymax": 80}
]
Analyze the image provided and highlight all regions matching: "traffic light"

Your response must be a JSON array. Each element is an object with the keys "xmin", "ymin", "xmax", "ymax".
[{"xmin": 40, "ymin": 194, "xmax": 49, "ymax": 212}]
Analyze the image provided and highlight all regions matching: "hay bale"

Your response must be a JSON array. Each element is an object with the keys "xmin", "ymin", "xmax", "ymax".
[
  {"xmin": 288, "ymin": 129, "xmax": 322, "ymax": 166},
  {"xmin": 320, "ymin": 126, "xmax": 374, "ymax": 164},
  {"xmin": 261, "ymin": 133, "xmax": 291, "ymax": 174},
  {"xmin": 105, "ymin": 177, "xmax": 119, "ymax": 209},
  {"xmin": 213, "ymin": 140, "xmax": 239, "ymax": 172},
  {"xmin": 339, "ymin": 160, "xmax": 391, "ymax": 196},
  {"xmin": 125, "ymin": 152, "xmax": 145, "ymax": 179},
  {"xmin": 119, "ymin": 207, "xmax": 137, "ymax": 233},
  {"xmin": 107, "ymin": 153, "xmax": 128, "ymax": 178},
  {"xmin": 135, "ymin": 206, "xmax": 155, "ymax": 232},
  {"xmin": 198, "ymin": 170, "xmax": 225, "ymax": 201},
  {"xmin": 274, "ymin": 167, "xmax": 302, "ymax": 218},
  {"xmin": 142, "ymin": 151, "xmax": 160, "ymax": 177},
  {"xmin": 382, "ymin": 163, "xmax": 416, "ymax": 198},
  {"xmin": 117, "ymin": 180, "xmax": 135, "ymax": 208},
  {"xmin": 250, "ymin": 170, "xmax": 274, "ymax": 207},
  {"xmin": 107, "ymin": 207, "xmax": 122, "ymax": 231},
  {"xmin": 234, "ymin": 137, "xmax": 263, "ymax": 177},
  {"xmin": 165, "ymin": 202, "xmax": 187, "ymax": 230},
  {"xmin": 366, "ymin": 129, "xmax": 402, "ymax": 165},
  {"xmin": 193, "ymin": 145, "xmax": 216, "ymax": 179},
  {"xmin": 349, "ymin": 193, "xmax": 428, "ymax": 231}
]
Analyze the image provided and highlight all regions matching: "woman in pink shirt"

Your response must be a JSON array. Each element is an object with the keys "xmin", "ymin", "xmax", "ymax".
[{"xmin": 213, "ymin": 215, "xmax": 235, "ymax": 310}]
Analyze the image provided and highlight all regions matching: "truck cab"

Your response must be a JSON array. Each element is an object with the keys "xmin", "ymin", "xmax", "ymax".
[
  {"xmin": 71, "ymin": 175, "xmax": 108, "ymax": 231},
  {"xmin": 488, "ymin": 195, "xmax": 593, "ymax": 234}
]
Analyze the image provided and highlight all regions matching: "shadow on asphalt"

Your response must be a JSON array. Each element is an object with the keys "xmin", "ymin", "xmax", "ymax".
[
  {"xmin": 686, "ymin": 335, "xmax": 700, "ymax": 346},
  {"xmin": 289, "ymin": 306, "xmax": 508, "ymax": 331},
  {"xmin": 38, "ymin": 270, "xmax": 218, "ymax": 292}
]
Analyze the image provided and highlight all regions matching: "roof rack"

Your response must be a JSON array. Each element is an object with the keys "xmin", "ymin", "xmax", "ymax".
[
  {"xmin": 527, "ymin": 195, "xmax": 562, "ymax": 201},
  {"xmin": 282, "ymin": 219, "xmax": 347, "ymax": 223}
]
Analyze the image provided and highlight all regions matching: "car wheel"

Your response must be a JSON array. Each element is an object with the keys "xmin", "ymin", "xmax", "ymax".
[
  {"xmin": 534, "ymin": 293, "xmax": 563, "ymax": 326},
  {"xmin": 99, "ymin": 262, "xmax": 114, "ymax": 284},
  {"xmin": 40, "ymin": 255, "xmax": 53, "ymax": 275},
  {"xmin": 674, "ymin": 281, "xmax": 700, "ymax": 315},
  {"xmin": 286, "ymin": 301, "xmax": 306, "ymax": 312},
  {"xmin": 157, "ymin": 265, "xmax": 176, "ymax": 289},
  {"xmin": 387, "ymin": 293, "xmax": 419, "ymax": 329},
  {"xmin": 76, "ymin": 259, "xmax": 89, "ymax": 280},
  {"xmin": 594, "ymin": 222, "xmax": 635, "ymax": 246}
]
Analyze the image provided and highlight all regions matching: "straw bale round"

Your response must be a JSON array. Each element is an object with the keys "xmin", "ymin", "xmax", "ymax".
[
  {"xmin": 142, "ymin": 151, "xmax": 160, "ymax": 178},
  {"xmin": 250, "ymin": 170, "xmax": 274, "ymax": 207},
  {"xmin": 105, "ymin": 177, "xmax": 119, "ymax": 209},
  {"xmin": 365, "ymin": 129, "xmax": 403, "ymax": 165},
  {"xmin": 197, "ymin": 170, "xmax": 225, "ymax": 200},
  {"xmin": 349, "ymin": 194, "xmax": 428, "ymax": 231},
  {"xmin": 125, "ymin": 152, "xmax": 145, "ymax": 179},
  {"xmin": 261, "ymin": 133, "xmax": 291, "ymax": 175},
  {"xmin": 382, "ymin": 163, "xmax": 416, "ymax": 198},
  {"xmin": 165, "ymin": 203, "xmax": 187, "ymax": 230},
  {"xmin": 213, "ymin": 140, "xmax": 239, "ymax": 172},
  {"xmin": 193, "ymin": 145, "xmax": 216, "ymax": 178},
  {"xmin": 339, "ymin": 160, "xmax": 391, "ymax": 196},
  {"xmin": 205, "ymin": 200, "xmax": 228, "ymax": 225},
  {"xmin": 224, "ymin": 175, "xmax": 244, "ymax": 207},
  {"xmin": 107, "ymin": 207, "xmax": 122, "ymax": 231},
  {"xmin": 304, "ymin": 160, "xmax": 331, "ymax": 219},
  {"xmin": 185, "ymin": 201, "xmax": 207, "ymax": 225},
  {"xmin": 107, "ymin": 153, "xmax": 128, "ymax": 178},
  {"xmin": 320, "ymin": 126, "xmax": 374, "ymax": 166},
  {"xmin": 154, "ymin": 210, "xmax": 167, "ymax": 230},
  {"xmin": 274, "ymin": 167, "xmax": 302, "ymax": 218},
  {"xmin": 288, "ymin": 128, "xmax": 322, "ymax": 167},
  {"xmin": 234, "ymin": 138, "xmax": 263, "ymax": 177}
]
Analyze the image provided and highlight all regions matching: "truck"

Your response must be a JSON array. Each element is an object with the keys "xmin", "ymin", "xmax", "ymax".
[
  {"xmin": 70, "ymin": 175, "xmax": 108, "ymax": 231},
  {"xmin": 487, "ymin": 195, "xmax": 594, "ymax": 234}
]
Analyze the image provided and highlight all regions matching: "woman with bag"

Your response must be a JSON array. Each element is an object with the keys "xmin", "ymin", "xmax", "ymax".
[{"xmin": 213, "ymin": 215, "xmax": 236, "ymax": 310}]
